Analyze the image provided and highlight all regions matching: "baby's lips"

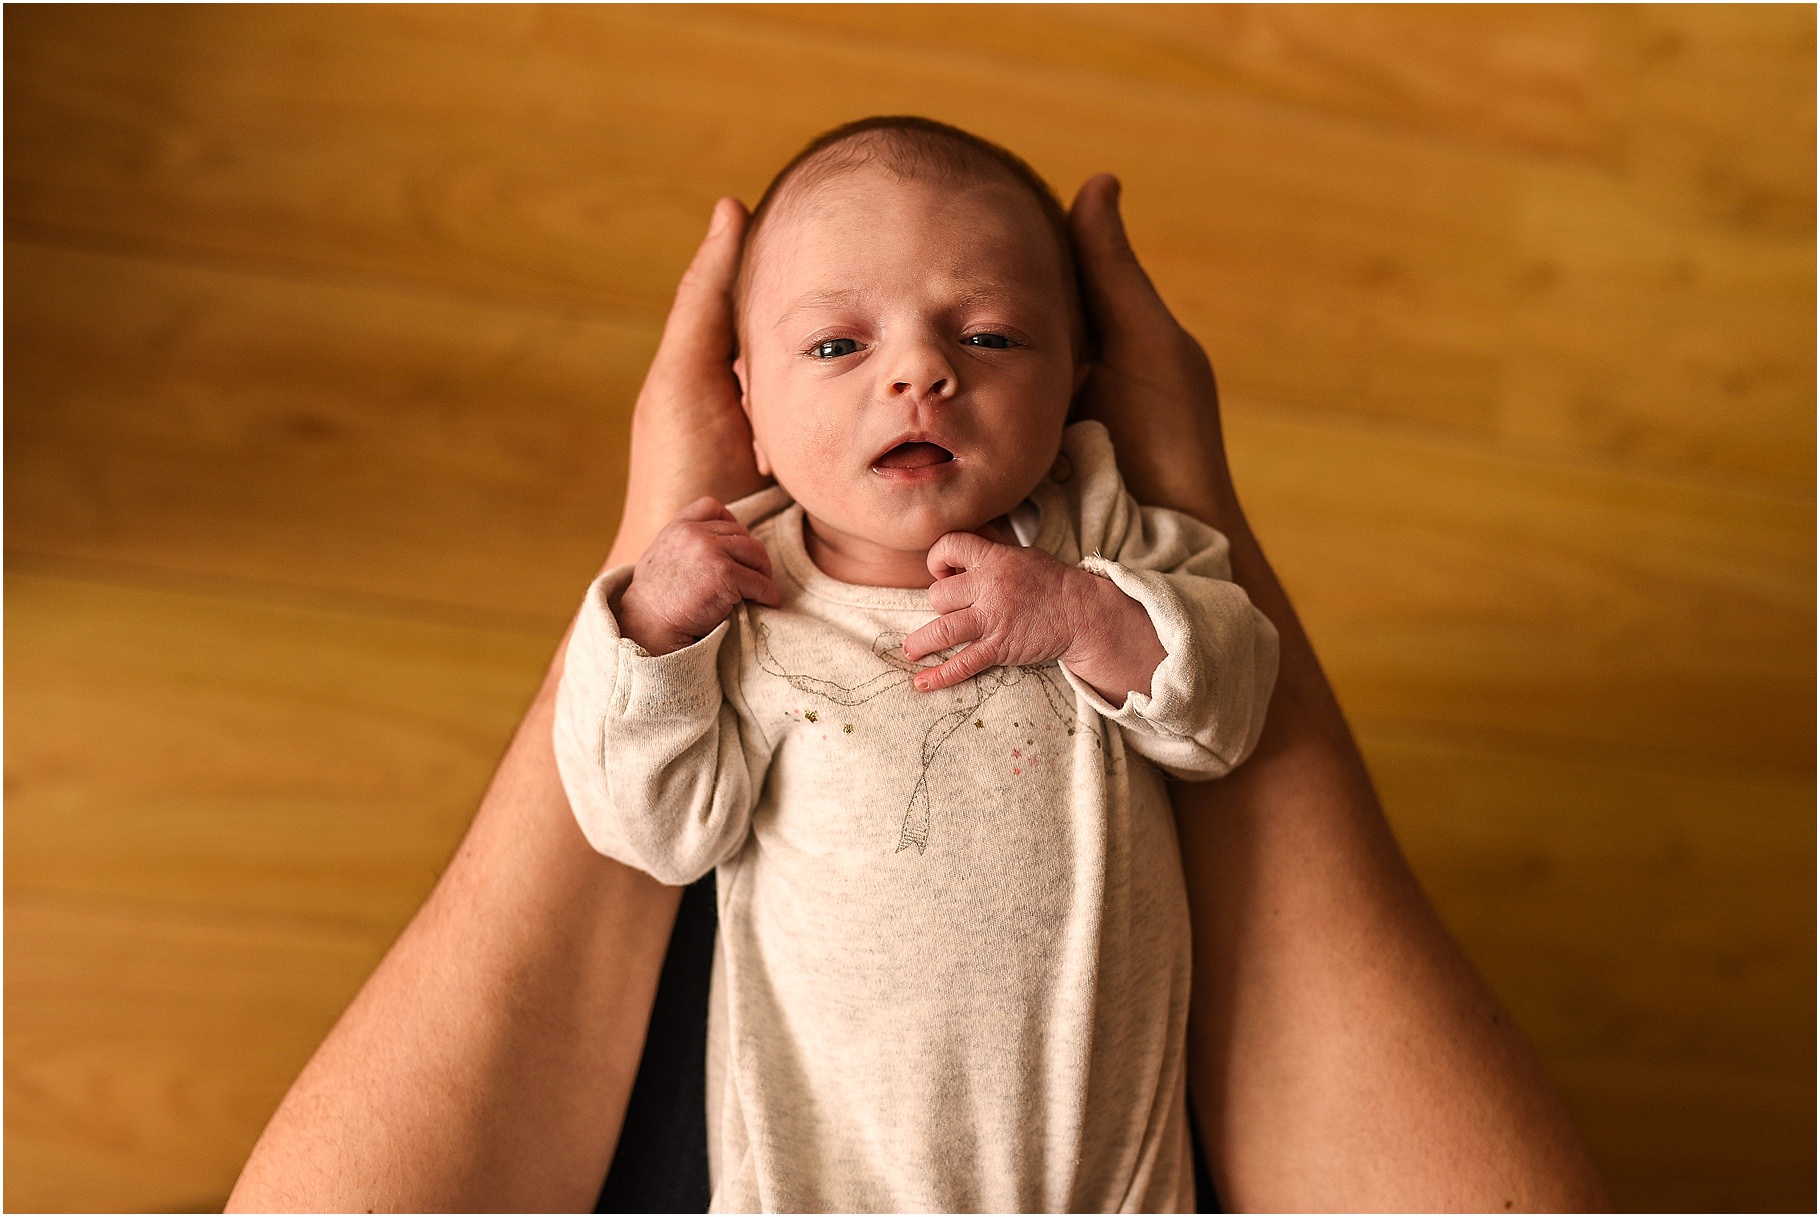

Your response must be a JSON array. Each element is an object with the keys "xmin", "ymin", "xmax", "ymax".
[{"xmin": 873, "ymin": 440, "xmax": 955, "ymax": 470}]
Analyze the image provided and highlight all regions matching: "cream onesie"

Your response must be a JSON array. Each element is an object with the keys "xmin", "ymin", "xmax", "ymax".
[{"xmin": 554, "ymin": 421, "xmax": 1279, "ymax": 1212}]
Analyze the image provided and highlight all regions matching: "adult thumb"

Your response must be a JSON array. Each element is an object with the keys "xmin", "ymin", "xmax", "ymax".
[
  {"xmin": 1068, "ymin": 174, "xmax": 1172, "ymax": 339},
  {"xmin": 656, "ymin": 196, "xmax": 749, "ymax": 370}
]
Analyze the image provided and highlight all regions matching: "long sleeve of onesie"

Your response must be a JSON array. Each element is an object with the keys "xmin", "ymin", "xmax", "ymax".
[
  {"xmin": 1052, "ymin": 422, "xmax": 1279, "ymax": 779},
  {"xmin": 553, "ymin": 567, "xmax": 770, "ymax": 886}
]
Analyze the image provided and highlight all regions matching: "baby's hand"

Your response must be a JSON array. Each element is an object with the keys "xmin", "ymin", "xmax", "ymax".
[
  {"xmin": 903, "ymin": 532, "xmax": 1164, "ymax": 701},
  {"xmin": 616, "ymin": 497, "xmax": 781, "ymax": 656}
]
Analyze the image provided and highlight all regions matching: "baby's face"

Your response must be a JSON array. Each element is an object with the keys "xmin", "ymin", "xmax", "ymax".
[{"xmin": 735, "ymin": 166, "xmax": 1080, "ymax": 573}]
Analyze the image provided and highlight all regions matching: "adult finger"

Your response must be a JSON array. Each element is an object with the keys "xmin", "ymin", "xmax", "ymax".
[
  {"xmin": 913, "ymin": 640, "xmax": 998, "ymax": 692},
  {"xmin": 653, "ymin": 197, "xmax": 748, "ymax": 372},
  {"xmin": 1066, "ymin": 174, "xmax": 1227, "ymax": 519},
  {"xmin": 903, "ymin": 607, "xmax": 981, "ymax": 663},
  {"xmin": 1068, "ymin": 175, "xmax": 1175, "ymax": 348},
  {"xmin": 610, "ymin": 200, "xmax": 764, "ymax": 571},
  {"xmin": 926, "ymin": 531, "xmax": 999, "ymax": 581}
]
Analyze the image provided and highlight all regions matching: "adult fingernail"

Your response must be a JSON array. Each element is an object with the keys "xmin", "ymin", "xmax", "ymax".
[{"xmin": 708, "ymin": 200, "xmax": 732, "ymax": 237}]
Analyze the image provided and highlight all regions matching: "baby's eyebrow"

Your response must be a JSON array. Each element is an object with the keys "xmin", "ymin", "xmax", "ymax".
[
  {"xmin": 773, "ymin": 283, "xmax": 1028, "ymax": 329},
  {"xmin": 774, "ymin": 288, "xmax": 870, "ymax": 328},
  {"xmin": 946, "ymin": 285, "xmax": 1022, "ymax": 312}
]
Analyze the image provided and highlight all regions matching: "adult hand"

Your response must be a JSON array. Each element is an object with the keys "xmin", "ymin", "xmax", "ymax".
[
  {"xmin": 227, "ymin": 196, "xmax": 772, "ymax": 1214},
  {"xmin": 1067, "ymin": 174, "xmax": 1236, "ymax": 532},
  {"xmin": 1063, "ymin": 174, "xmax": 1609, "ymax": 1212},
  {"xmin": 611, "ymin": 197, "xmax": 768, "ymax": 568}
]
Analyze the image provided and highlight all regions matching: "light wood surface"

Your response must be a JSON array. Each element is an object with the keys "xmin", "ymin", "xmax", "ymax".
[{"xmin": 6, "ymin": 6, "xmax": 1812, "ymax": 1211}]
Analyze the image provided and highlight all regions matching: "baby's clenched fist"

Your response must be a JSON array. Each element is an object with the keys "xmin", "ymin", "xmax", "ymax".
[
  {"xmin": 902, "ymin": 531, "xmax": 1164, "ymax": 703},
  {"xmin": 616, "ymin": 497, "xmax": 781, "ymax": 656}
]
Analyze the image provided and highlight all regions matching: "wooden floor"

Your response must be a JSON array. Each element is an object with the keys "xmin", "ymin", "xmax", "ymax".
[{"xmin": 5, "ymin": 6, "xmax": 1813, "ymax": 1211}]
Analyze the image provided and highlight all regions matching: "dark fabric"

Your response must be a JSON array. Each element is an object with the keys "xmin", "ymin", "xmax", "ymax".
[
  {"xmin": 595, "ymin": 869, "xmax": 1222, "ymax": 1213},
  {"xmin": 1188, "ymin": 1083, "xmax": 1222, "ymax": 1212},
  {"xmin": 596, "ymin": 872, "xmax": 718, "ymax": 1213}
]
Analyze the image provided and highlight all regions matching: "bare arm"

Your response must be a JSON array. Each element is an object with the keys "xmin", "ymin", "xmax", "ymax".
[
  {"xmin": 1068, "ymin": 176, "xmax": 1609, "ymax": 1212},
  {"xmin": 227, "ymin": 199, "xmax": 764, "ymax": 1213}
]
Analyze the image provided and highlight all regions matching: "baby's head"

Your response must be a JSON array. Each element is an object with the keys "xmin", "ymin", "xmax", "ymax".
[{"xmin": 733, "ymin": 117, "xmax": 1088, "ymax": 576}]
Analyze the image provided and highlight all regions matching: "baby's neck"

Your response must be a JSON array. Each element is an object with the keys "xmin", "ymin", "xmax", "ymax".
[{"xmin": 803, "ymin": 518, "xmax": 938, "ymax": 589}]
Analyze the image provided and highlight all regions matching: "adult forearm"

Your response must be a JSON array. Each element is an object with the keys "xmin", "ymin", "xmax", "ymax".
[
  {"xmin": 1173, "ymin": 479, "xmax": 1608, "ymax": 1210},
  {"xmin": 1064, "ymin": 172, "xmax": 1605, "ymax": 1210},
  {"xmin": 229, "ymin": 195, "xmax": 760, "ymax": 1214},
  {"xmin": 227, "ymin": 648, "xmax": 678, "ymax": 1213}
]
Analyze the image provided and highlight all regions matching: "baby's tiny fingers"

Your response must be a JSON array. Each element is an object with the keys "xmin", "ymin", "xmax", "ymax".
[
  {"xmin": 719, "ymin": 532, "xmax": 774, "ymax": 577},
  {"xmin": 903, "ymin": 607, "xmax": 980, "ymax": 662},
  {"xmin": 925, "ymin": 530, "xmax": 998, "ymax": 581},
  {"xmin": 675, "ymin": 495, "xmax": 735, "ymax": 524},
  {"xmin": 926, "ymin": 571, "xmax": 975, "ymax": 615},
  {"xmin": 913, "ymin": 640, "xmax": 997, "ymax": 692},
  {"xmin": 731, "ymin": 565, "xmax": 782, "ymax": 607},
  {"xmin": 973, "ymin": 519, "xmax": 1013, "ymax": 546}
]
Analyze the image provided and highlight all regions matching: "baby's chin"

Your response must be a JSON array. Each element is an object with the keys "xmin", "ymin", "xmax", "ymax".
[
  {"xmin": 809, "ymin": 510, "xmax": 989, "ymax": 559},
  {"xmin": 877, "ymin": 507, "xmax": 1010, "ymax": 551}
]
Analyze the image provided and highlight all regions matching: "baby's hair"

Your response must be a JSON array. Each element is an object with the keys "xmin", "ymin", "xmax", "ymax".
[{"xmin": 733, "ymin": 115, "xmax": 1087, "ymax": 356}]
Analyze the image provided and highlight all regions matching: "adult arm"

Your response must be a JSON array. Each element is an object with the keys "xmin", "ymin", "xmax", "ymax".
[
  {"xmin": 1068, "ymin": 176, "xmax": 1609, "ymax": 1211},
  {"xmin": 226, "ymin": 199, "xmax": 764, "ymax": 1213}
]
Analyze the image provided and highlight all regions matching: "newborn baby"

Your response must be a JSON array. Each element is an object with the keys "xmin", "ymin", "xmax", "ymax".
[{"xmin": 555, "ymin": 116, "xmax": 1278, "ymax": 1212}]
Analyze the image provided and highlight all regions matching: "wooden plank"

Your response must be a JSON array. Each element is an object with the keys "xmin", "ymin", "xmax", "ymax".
[
  {"xmin": 1501, "ymin": 162, "xmax": 1814, "ymax": 484},
  {"xmin": 1366, "ymin": 718, "xmax": 1815, "ymax": 1078},
  {"xmin": 4, "ymin": 891, "xmax": 389, "ymax": 1214},
  {"xmin": 6, "ymin": 6, "xmax": 1811, "ymax": 481},
  {"xmin": 9, "ymin": 239, "xmax": 1809, "ymax": 771},
  {"xmin": 1602, "ymin": 4, "xmax": 1818, "ymax": 238},
  {"xmin": 1552, "ymin": 1059, "xmax": 1814, "ymax": 1213},
  {"xmin": 1359, "ymin": 718, "xmax": 1815, "ymax": 1211},
  {"xmin": 1224, "ymin": 398, "xmax": 1814, "ymax": 773},
  {"xmin": 6, "ymin": 240, "xmax": 647, "ymax": 621},
  {"xmin": 3, "ymin": 570, "xmax": 560, "ymax": 1211},
  {"xmin": 5, "ymin": 566, "xmax": 553, "ymax": 927},
  {"xmin": 725, "ymin": 4, "xmax": 1815, "ymax": 237},
  {"xmin": 721, "ymin": 4, "xmax": 1619, "ymax": 163},
  {"xmin": 5, "ymin": 569, "xmax": 1810, "ymax": 1210},
  {"xmin": 3, "ymin": 567, "xmax": 557, "ymax": 1212},
  {"xmin": 4, "ymin": 8, "xmax": 1813, "ymax": 1209}
]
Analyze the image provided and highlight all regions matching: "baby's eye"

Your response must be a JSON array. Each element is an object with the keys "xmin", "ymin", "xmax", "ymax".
[
  {"xmin": 964, "ymin": 333, "xmax": 1014, "ymax": 349},
  {"xmin": 813, "ymin": 338, "xmax": 861, "ymax": 359}
]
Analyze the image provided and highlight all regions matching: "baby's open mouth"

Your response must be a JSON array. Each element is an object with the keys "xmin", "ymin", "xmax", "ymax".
[{"xmin": 874, "ymin": 441, "xmax": 955, "ymax": 470}]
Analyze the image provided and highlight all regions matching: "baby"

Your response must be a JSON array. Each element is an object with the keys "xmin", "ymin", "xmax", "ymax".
[{"xmin": 555, "ymin": 117, "xmax": 1279, "ymax": 1212}]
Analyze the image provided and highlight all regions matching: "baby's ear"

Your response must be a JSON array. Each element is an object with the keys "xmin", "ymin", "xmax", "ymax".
[
  {"xmin": 732, "ymin": 355, "xmax": 752, "ymax": 415},
  {"xmin": 732, "ymin": 356, "xmax": 773, "ymax": 477}
]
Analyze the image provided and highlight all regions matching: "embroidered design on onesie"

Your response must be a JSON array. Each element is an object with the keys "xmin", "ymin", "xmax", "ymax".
[
  {"xmin": 754, "ymin": 622, "xmax": 1109, "ymax": 855},
  {"xmin": 753, "ymin": 623, "xmax": 911, "ymax": 706}
]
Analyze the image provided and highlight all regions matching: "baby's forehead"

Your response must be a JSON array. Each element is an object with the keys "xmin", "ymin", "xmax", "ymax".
[
  {"xmin": 747, "ymin": 167, "xmax": 1063, "ymax": 295},
  {"xmin": 769, "ymin": 164, "xmax": 1041, "ymax": 239},
  {"xmin": 735, "ymin": 145, "xmax": 1084, "ymax": 349}
]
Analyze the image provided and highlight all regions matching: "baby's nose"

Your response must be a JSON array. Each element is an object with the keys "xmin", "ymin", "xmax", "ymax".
[
  {"xmin": 886, "ymin": 344, "xmax": 957, "ymax": 400},
  {"xmin": 891, "ymin": 371, "xmax": 950, "ymax": 398}
]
